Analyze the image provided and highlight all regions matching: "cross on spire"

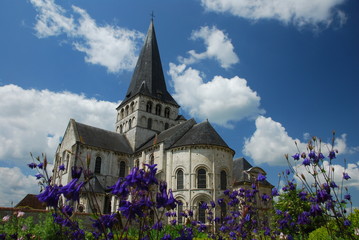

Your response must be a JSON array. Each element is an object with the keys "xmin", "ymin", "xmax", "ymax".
[{"xmin": 150, "ymin": 11, "xmax": 155, "ymax": 21}]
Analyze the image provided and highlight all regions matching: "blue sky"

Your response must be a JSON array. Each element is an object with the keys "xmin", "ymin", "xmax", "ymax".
[{"xmin": 0, "ymin": 0, "xmax": 358, "ymax": 209}]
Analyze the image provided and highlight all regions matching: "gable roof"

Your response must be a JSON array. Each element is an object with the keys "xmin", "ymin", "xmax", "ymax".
[
  {"xmin": 15, "ymin": 194, "xmax": 46, "ymax": 209},
  {"xmin": 71, "ymin": 119, "xmax": 133, "ymax": 154},
  {"xmin": 137, "ymin": 119, "xmax": 234, "ymax": 153},
  {"xmin": 118, "ymin": 20, "xmax": 178, "ymax": 108}
]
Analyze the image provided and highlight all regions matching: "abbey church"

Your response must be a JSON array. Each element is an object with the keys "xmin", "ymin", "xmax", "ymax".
[{"xmin": 52, "ymin": 21, "xmax": 272, "ymax": 222}]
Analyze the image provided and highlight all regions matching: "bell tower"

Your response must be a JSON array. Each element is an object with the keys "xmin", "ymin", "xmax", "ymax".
[{"xmin": 115, "ymin": 20, "xmax": 180, "ymax": 150}]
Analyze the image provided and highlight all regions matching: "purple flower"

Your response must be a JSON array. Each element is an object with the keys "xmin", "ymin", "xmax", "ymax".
[
  {"xmin": 318, "ymin": 152, "xmax": 325, "ymax": 160},
  {"xmin": 310, "ymin": 204, "xmax": 322, "ymax": 216},
  {"xmin": 308, "ymin": 151, "xmax": 317, "ymax": 160},
  {"xmin": 271, "ymin": 188, "xmax": 279, "ymax": 197},
  {"xmin": 92, "ymin": 214, "xmax": 118, "ymax": 230},
  {"xmin": 166, "ymin": 189, "xmax": 178, "ymax": 210},
  {"xmin": 200, "ymin": 202, "xmax": 208, "ymax": 209},
  {"xmin": 262, "ymin": 194, "xmax": 270, "ymax": 202},
  {"xmin": 328, "ymin": 150, "xmax": 336, "ymax": 160},
  {"xmin": 285, "ymin": 169, "xmax": 290, "ymax": 175},
  {"xmin": 257, "ymin": 173, "xmax": 266, "ymax": 182},
  {"xmin": 71, "ymin": 166, "xmax": 83, "ymax": 179},
  {"xmin": 330, "ymin": 181, "xmax": 338, "ymax": 188},
  {"xmin": 162, "ymin": 234, "xmax": 172, "ymax": 240},
  {"xmin": 59, "ymin": 164, "xmax": 65, "ymax": 171},
  {"xmin": 344, "ymin": 219, "xmax": 351, "ymax": 226},
  {"xmin": 35, "ymin": 173, "xmax": 43, "ymax": 179},
  {"xmin": 343, "ymin": 172, "xmax": 351, "ymax": 180},
  {"xmin": 302, "ymin": 158, "xmax": 311, "ymax": 166},
  {"xmin": 60, "ymin": 178, "xmax": 85, "ymax": 202},
  {"xmin": 152, "ymin": 221, "xmax": 163, "ymax": 231},
  {"xmin": 37, "ymin": 163, "xmax": 43, "ymax": 169},
  {"xmin": 28, "ymin": 163, "xmax": 37, "ymax": 169},
  {"xmin": 210, "ymin": 200, "xmax": 216, "ymax": 208},
  {"xmin": 292, "ymin": 153, "xmax": 300, "ymax": 160},
  {"xmin": 244, "ymin": 213, "xmax": 251, "ymax": 222},
  {"xmin": 37, "ymin": 185, "xmax": 60, "ymax": 207},
  {"xmin": 298, "ymin": 191, "xmax": 308, "ymax": 201},
  {"xmin": 344, "ymin": 194, "xmax": 351, "ymax": 201}
]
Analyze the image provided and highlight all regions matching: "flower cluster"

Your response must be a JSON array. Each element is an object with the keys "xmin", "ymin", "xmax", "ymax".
[{"xmin": 275, "ymin": 134, "xmax": 355, "ymax": 239}]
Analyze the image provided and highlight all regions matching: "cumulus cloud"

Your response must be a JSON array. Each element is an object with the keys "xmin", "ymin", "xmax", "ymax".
[
  {"xmin": 200, "ymin": 0, "xmax": 347, "ymax": 29},
  {"xmin": 0, "ymin": 167, "xmax": 39, "ymax": 206},
  {"xmin": 169, "ymin": 63, "xmax": 264, "ymax": 128},
  {"xmin": 294, "ymin": 160, "xmax": 359, "ymax": 191},
  {"xmin": 0, "ymin": 84, "xmax": 117, "ymax": 164},
  {"xmin": 179, "ymin": 26, "xmax": 239, "ymax": 69},
  {"xmin": 243, "ymin": 116, "xmax": 358, "ymax": 166},
  {"xmin": 30, "ymin": 0, "xmax": 143, "ymax": 72}
]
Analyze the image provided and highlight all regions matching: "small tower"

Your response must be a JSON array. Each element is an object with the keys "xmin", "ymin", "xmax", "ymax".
[{"xmin": 115, "ymin": 20, "xmax": 180, "ymax": 150}]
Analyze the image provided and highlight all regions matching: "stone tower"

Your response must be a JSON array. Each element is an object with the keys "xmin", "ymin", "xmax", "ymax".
[{"xmin": 115, "ymin": 20, "xmax": 180, "ymax": 150}]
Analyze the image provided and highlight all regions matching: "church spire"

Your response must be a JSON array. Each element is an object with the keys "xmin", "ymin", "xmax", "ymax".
[{"xmin": 119, "ymin": 20, "xmax": 178, "ymax": 108}]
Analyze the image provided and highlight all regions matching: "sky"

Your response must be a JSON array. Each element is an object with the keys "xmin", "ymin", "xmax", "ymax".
[{"xmin": 0, "ymin": 0, "xmax": 358, "ymax": 209}]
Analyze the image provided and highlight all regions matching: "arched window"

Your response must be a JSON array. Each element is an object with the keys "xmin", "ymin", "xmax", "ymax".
[
  {"xmin": 130, "ymin": 102, "xmax": 135, "ymax": 113},
  {"xmin": 155, "ymin": 104, "xmax": 162, "ymax": 116},
  {"xmin": 135, "ymin": 159, "xmax": 140, "ymax": 168},
  {"xmin": 220, "ymin": 170, "xmax": 227, "ymax": 190},
  {"xmin": 198, "ymin": 201, "xmax": 206, "ymax": 223},
  {"xmin": 128, "ymin": 119, "xmax": 132, "ymax": 129},
  {"xmin": 177, "ymin": 169, "xmax": 184, "ymax": 190},
  {"xmin": 120, "ymin": 109, "xmax": 124, "ymax": 119},
  {"xmin": 119, "ymin": 161, "xmax": 126, "ymax": 178},
  {"xmin": 95, "ymin": 157, "xmax": 102, "ymax": 174},
  {"xmin": 125, "ymin": 105, "xmax": 129, "ymax": 116},
  {"xmin": 149, "ymin": 154, "xmax": 154, "ymax": 165},
  {"xmin": 164, "ymin": 107, "xmax": 170, "ymax": 118},
  {"xmin": 197, "ymin": 168, "xmax": 206, "ymax": 189},
  {"xmin": 164, "ymin": 123, "xmax": 169, "ymax": 130},
  {"xmin": 147, "ymin": 118, "xmax": 152, "ymax": 129},
  {"xmin": 146, "ymin": 101, "xmax": 152, "ymax": 113},
  {"xmin": 120, "ymin": 125, "xmax": 123, "ymax": 134},
  {"xmin": 177, "ymin": 201, "xmax": 183, "ymax": 224}
]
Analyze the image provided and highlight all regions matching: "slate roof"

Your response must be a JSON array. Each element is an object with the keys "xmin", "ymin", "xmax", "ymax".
[
  {"xmin": 171, "ymin": 120, "xmax": 231, "ymax": 149},
  {"xmin": 15, "ymin": 194, "xmax": 46, "ymax": 209},
  {"xmin": 233, "ymin": 157, "xmax": 273, "ymax": 187},
  {"xmin": 118, "ymin": 20, "xmax": 178, "ymax": 108},
  {"xmin": 72, "ymin": 120, "xmax": 133, "ymax": 154}
]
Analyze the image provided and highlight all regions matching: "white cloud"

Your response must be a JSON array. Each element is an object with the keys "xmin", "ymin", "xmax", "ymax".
[
  {"xmin": 179, "ymin": 26, "xmax": 239, "ymax": 69},
  {"xmin": 294, "ymin": 161, "xmax": 359, "ymax": 191},
  {"xmin": 169, "ymin": 63, "xmax": 264, "ymax": 128},
  {"xmin": 200, "ymin": 0, "xmax": 347, "ymax": 29},
  {"xmin": 0, "ymin": 84, "xmax": 117, "ymax": 164},
  {"xmin": 0, "ymin": 167, "xmax": 39, "ymax": 207},
  {"xmin": 243, "ymin": 116, "xmax": 358, "ymax": 166},
  {"xmin": 30, "ymin": 0, "xmax": 143, "ymax": 73}
]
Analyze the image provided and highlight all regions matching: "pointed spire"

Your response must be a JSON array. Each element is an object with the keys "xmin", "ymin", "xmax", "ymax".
[{"xmin": 119, "ymin": 20, "xmax": 178, "ymax": 107}]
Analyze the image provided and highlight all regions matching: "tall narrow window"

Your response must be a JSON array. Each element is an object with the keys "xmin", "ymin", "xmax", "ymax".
[
  {"xmin": 164, "ymin": 107, "xmax": 170, "ymax": 118},
  {"xmin": 177, "ymin": 169, "xmax": 184, "ymax": 190},
  {"xmin": 220, "ymin": 201, "xmax": 227, "ymax": 220},
  {"xmin": 197, "ymin": 169, "xmax": 206, "ymax": 189},
  {"xmin": 103, "ymin": 196, "xmax": 111, "ymax": 214},
  {"xmin": 164, "ymin": 123, "xmax": 169, "ymax": 130},
  {"xmin": 146, "ymin": 101, "xmax": 152, "ymax": 113},
  {"xmin": 155, "ymin": 104, "xmax": 161, "ymax": 116},
  {"xmin": 120, "ymin": 125, "xmax": 123, "ymax": 134},
  {"xmin": 198, "ymin": 201, "xmax": 206, "ymax": 223},
  {"xmin": 119, "ymin": 161, "xmax": 126, "ymax": 178},
  {"xmin": 220, "ymin": 170, "xmax": 227, "ymax": 190},
  {"xmin": 147, "ymin": 118, "xmax": 152, "ymax": 129},
  {"xmin": 130, "ymin": 102, "xmax": 134, "ymax": 113},
  {"xmin": 135, "ymin": 159, "xmax": 140, "ymax": 168},
  {"xmin": 125, "ymin": 105, "xmax": 129, "ymax": 116},
  {"xmin": 95, "ymin": 157, "xmax": 102, "ymax": 174},
  {"xmin": 128, "ymin": 119, "xmax": 132, "ymax": 129},
  {"xmin": 150, "ymin": 154, "xmax": 154, "ymax": 165},
  {"xmin": 177, "ymin": 201, "xmax": 183, "ymax": 224}
]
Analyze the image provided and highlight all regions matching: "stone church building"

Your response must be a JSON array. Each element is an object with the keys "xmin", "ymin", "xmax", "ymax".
[{"xmin": 52, "ymin": 21, "xmax": 272, "ymax": 223}]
